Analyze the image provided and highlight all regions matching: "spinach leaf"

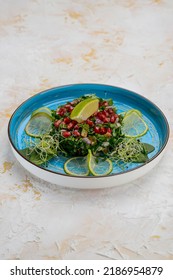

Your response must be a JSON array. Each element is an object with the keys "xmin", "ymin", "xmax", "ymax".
[
  {"xmin": 132, "ymin": 153, "xmax": 149, "ymax": 163},
  {"xmin": 142, "ymin": 143, "xmax": 155, "ymax": 154}
]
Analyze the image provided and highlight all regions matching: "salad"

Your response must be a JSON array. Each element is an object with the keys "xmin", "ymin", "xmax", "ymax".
[
  {"xmin": 21, "ymin": 94, "xmax": 155, "ymax": 176},
  {"xmin": 52, "ymin": 96, "xmax": 122, "ymax": 157}
]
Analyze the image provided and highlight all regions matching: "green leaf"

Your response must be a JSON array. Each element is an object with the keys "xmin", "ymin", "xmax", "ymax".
[
  {"xmin": 110, "ymin": 123, "xmax": 116, "ymax": 128},
  {"xmin": 107, "ymin": 98, "xmax": 113, "ymax": 106},
  {"xmin": 132, "ymin": 153, "xmax": 149, "ymax": 163},
  {"xmin": 142, "ymin": 143, "xmax": 155, "ymax": 154}
]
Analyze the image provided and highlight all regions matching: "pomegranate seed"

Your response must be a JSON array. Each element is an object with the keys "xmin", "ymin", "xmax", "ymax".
[
  {"xmin": 110, "ymin": 115, "xmax": 116, "ymax": 123},
  {"xmin": 73, "ymin": 130, "xmax": 80, "ymax": 137},
  {"xmin": 102, "ymin": 110, "xmax": 109, "ymax": 117},
  {"xmin": 54, "ymin": 120, "xmax": 61, "ymax": 128},
  {"xmin": 97, "ymin": 112, "xmax": 101, "ymax": 118},
  {"xmin": 62, "ymin": 131, "xmax": 71, "ymax": 138},
  {"xmin": 99, "ymin": 101, "xmax": 108, "ymax": 107},
  {"xmin": 58, "ymin": 107, "xmax": 66, "ymax": 116},
  {"xmin": 65, "ymin": 104, "xmax": 70, "ymax": 108},
  {"xmin": 74, "ymin": 124, "xmax": 79, "ymax": 129},
  {"xmin": 86, "ymin": 119, "xmax": 94, "ymax": 126},
  {"xmin": 72, "ymin": 120, "xmax": 77, "ymax": 125},
  {"xmin": 67, "ymin": 122, "xmax": 75, "ymax": 130},
  {"xmin": 100, "ymin": 127, "xmax": 107, "ymax": 134},
  {"xmin": 108, "ymin": 108, "xmax": 114, "ymax": 114},
  {"xmin": 102, "ymin": 115, "xmax": 107, "ymax": 122},
  {"xmin": 94, "ymin": 127, "xmax": 100, "ymax": 133},
  {"xmin": 64, "ymin": 117, "xmax": 71, "ymax": 124},
  {"xmin": 97, "ymin": 112, "xmax": 105, "ymax": 121},
  {"xmin": 65, "ymin": 104, "xmax": 74, "ymax": 112},
  {"xmin": 103, "ymin": 101, "xmax": 108, "ymax": 106},
  {"xmin": 71, "ymin": 99, "xmax": 79, "ymax": 105},
  {"xmin": 96, "ymin": 112, "xmax": 101, "ymax": 118},
  {"xmin": 103, "ymin": 117, "xmax": 109, "ymax": 123},
  {"xmin": 107, "ymin": 127, "xmax": 112, "ymax": 133}
]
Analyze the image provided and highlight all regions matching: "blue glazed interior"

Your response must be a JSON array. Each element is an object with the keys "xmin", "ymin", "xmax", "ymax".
[{"xmin": 9, "ymin": 84, "xmax": 169, "ymax": 177}]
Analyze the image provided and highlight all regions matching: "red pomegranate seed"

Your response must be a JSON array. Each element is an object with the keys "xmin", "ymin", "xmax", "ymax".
[
  {"xmin": 97, "ymin": 112, "xmax": 106, "ymax": 121},
  {"xmin": 64, "ymin": 117, "xmax": 71, "ymax": 124},
  {"xmin": 71, "ymin": 100, "xmax": 78, "ymax": 105},
  {"xmin": 107, "ymin": 127, "xmax": 112, "ymax": 133},
  {"xmin": 102, "ymin": 110, "xmax": 109, "ymax": 117},
  {"xmin": 99, "ymin": 101, "xmax": 108, "ymax": 107},
  {"xmin": 74, "ymin": 124, "xmax": 79, "ymax": 129},
  {"xmin": 72, "ymin": 120, "xmax": 77, "ymax": 125},
  {"xmin": 94, "ymin": 127, "xmax": 100, "ymax": 133},
  {"xmin": 97, "ymin": 112, "xmax": 102, "ymax": 119},
  {"xmin": 54, "ymin": 120, "xmax": 61, "ymax": 128},
  {"xmin": 65, "ymin": 104, "xmax": 70, "ymax": 108},
  {"xmin": 102, "ymin": 116, "xmax": 107, "ymax": 122},
  {"xmin": 108, "ymin": 108, "xmax": 114, "ymax": 114},
  {"xmin": 103, "ymin": 101, "xmax": 108, "ymax": 106},
  {"xmin": 110, "ymin": 115, "xmax": 116, "ymax": 123},
  {"xmin": 67, "ymin": 122, "xmax": 75, "ymax": 130},
  {"xmin": 62, "ymin": 131, "xmax": 71, "ymax": 137},
  {"xmin": 58, "ymin": 107, "xmax": 66, "ymax": 116},
  {"xmin": 73, "ymin": 130, "xmax": 80, "ymax": 137},
  {"xmin": 100, "ymin": 127, "xmax": 107, "ymax": 134},
  {"xmin": 86, "ymin": 119, "xmax": 94, "ymax": 126},
  {"xmin": 103, "ymin": 117, "xmax": 109, "ymax": 123},
  {"xmin": 65, "ymin": 104, "xmax": 74, "ymax": 112},
  {"xmin": 93, "ymin": 111, "xmax": 98, "ymax": 116}
]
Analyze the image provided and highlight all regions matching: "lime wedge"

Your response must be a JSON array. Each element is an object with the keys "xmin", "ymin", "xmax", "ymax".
[
  {"xmin": 122, "ymin": 111, "xmax": 148, "ymax": 138},
  {"xmin": 25, "ymin": 112, "xmax": 52, "ymax": 137},
  {"xmin": 64, "ymin": 157, "xmax": 89, "ymax": 176},
  {"xmin": 70, "ymin": 98, "xmax": 99, "ymax": 123},
  {"xmin": 87, "ymin": 150, "xmax": 113, "ymax": 176},
  {"xmin": 31, "ymin": 107, "xmax": 52, "ymax": 117}
]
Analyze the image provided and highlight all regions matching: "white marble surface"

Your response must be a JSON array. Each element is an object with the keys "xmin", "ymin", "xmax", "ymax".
[{"xmin": 0, "ymin": 0, "xmax": 173, "ymax": 260}]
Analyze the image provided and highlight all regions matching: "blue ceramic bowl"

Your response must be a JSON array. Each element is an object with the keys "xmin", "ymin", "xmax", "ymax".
[{"xmin": 8, "ymin": 84, "xmax": 169, "ymax": 188}]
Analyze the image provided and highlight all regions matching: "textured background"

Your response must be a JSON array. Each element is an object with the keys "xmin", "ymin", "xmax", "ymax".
[{"xmin": 0, "ymin": 0, "xmax": 173, "ymax": 259}]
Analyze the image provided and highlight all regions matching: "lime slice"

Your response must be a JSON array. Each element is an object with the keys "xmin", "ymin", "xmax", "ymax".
[
  {"xmin": 25, "ymin": 112, "xmax": 52, "ymax": 137},
  {"xmin": 31, "ymin": 107, "xmax": 52, "ymax": 117},
  {"xmin": 120, "ymin": 109, "xmax": 142, "ymax": 117},
  {"xmin": 64, "ymin": 150, "xmax": 113, "ymax": 176},
  {"xmin": 64, "ymin": 157, "xmax": 89, "ymax": 176},
  {"xmin": 87, "ymin": 150, "xmax": 113, "ymax": 176},
  {"xmin": 70, "ymin": 98, "xmax": 99, "ymax": 123},
  {"xmin": 124, "ymin": 109, "xmax": 142, "ymax": 117},
  {"xmin": 122, "ymin": 111, "xmax": 148, "ymax": 138}
]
